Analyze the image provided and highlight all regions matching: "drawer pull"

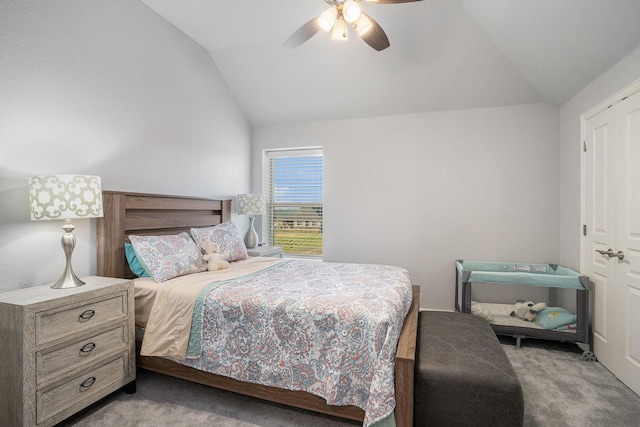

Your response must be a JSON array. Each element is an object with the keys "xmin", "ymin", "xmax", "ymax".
[
  {"xmin": 79, "ymin": 376, "xmax": 96, "ymax": 391},
  {"xmin": 79, "ymin": 309, "xmax": 96, "ymax": 321},
  {"xmin": 80, "ymin": 342, "xmax": 96, "ymax": 354}
]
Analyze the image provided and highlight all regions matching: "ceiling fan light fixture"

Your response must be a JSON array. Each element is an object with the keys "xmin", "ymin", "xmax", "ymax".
[
  {"xmin": 342, "ymin": 0, "xmax": 362, "ymax": 23},
  {"xmin": 318, "ymin": 7, "xmax": 338, "ymax": 31},
  {"xmin": 331, "ymin": 17, "xmax": 348, "ymax": 41},
  {"xmin": 353, "ymin": 14, "xmax": 373, "ymax": 36},
  {"xmin": 287, "ymin": 0, "xmax": 421, "ymax": 51}
]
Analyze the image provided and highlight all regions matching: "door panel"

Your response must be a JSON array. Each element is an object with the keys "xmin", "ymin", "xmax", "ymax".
[
  {"xmin": 585, "ymin": 107, "xmax": 617, "ymax": 370},
  {"xmin": 591, "ymin": 272, "xmax": 608, "ymax": 345},
  {"xmin": 616, "ymin": 94, "xmax": 640, "ymax": 395},
  {"xmin": 624, "ymin": 283, "xmax": 640, "ymax": 392},
  {"xmin": 592, "ymin": 123, "xmax": 612, "ymax": 237},
  {"xmin": 627, "ymin": 285, "xmax": 640, "ymax": 364}
]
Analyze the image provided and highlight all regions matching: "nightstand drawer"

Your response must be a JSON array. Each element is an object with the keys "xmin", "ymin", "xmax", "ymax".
[
  {"xmin": 37, "ymin": 352, "xmax": 130, "ymax": 424},
  {"xmin": 36, "ymin": 291, "xmax": 128, "ymax": 346},
  {"xmin": 36, "ymin": 324, "xmax": 129, "ymax": 386}
]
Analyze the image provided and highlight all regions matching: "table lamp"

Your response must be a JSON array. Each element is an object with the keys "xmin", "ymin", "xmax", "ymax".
[
  {"xmin": 28, "ymin": 175, "xmax": 103, "ymax": 289},
  {"xmin": 236, "ymin": 193, "xmax": 265, "ymax": 249}
]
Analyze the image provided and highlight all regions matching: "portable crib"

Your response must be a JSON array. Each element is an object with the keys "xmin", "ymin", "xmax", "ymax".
[{"xmin": 455, "ymin": 260, "xmax": 595, "ymax": 361}]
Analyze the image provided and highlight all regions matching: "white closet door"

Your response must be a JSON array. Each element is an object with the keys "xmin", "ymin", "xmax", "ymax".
[
  {"xmin": 614, "ymin": 93, "xmax": 640, "ymax": 395},
  {"xmin": 584, "ymin": 106, "xmax": 617, "ymax": 371},
  {"xmin": 584, "ymin": 90, "xmax": 640, "ymax": 396}
]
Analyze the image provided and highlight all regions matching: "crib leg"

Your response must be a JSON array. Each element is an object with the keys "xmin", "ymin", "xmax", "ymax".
[{"xmin": 513, "ymin": 335, "xmax": 525, "ymax": 348}]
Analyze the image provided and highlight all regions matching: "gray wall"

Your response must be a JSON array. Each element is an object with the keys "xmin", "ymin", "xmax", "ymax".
[
  {"xmin": 253, "ymin": 103, "xmax": 561, "ymax": 310},
  {"xmin": 0, "ymin": 0, "xmax": 251, "ymax": 291}
]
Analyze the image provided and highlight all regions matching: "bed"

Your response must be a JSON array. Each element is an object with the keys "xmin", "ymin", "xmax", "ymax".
[
  {"xmin": 96, "ymin": 191, "xmax": 419, "ymax": 427},
  {"xmin": 455, "ymin": 260, "xmax": 594, "ymax": 360}
]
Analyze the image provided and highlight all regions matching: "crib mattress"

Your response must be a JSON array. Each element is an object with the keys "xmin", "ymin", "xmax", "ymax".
[{"xmin": 470, "ymin": 301, "xmax": 576, "ymax": 333}]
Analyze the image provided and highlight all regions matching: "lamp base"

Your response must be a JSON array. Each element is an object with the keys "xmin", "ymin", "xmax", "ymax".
[
  {"xmin": 51, "ymin": 220, "xmax": 86, "ymax": 289},
  {"xmin": 51, "ymin": 269, "xmax": 86, "ymax": 289},
  {"xmin": 244, "ymin": 216, "xmax": 259, "ymax": 249}
]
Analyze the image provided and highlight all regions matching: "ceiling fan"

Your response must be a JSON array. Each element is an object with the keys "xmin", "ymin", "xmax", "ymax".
[{"xmin": 284, "ymin": 0, "xmax": 423, "ymax": 52}]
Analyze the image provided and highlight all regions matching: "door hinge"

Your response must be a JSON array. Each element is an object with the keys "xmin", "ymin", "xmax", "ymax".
[
  {"xmin": 583, "ymin": 224, "xmax": 587, "ymax": 236},
  {"xmin": 583, "ymin": 141, "xmax": 587, "ymax": 152}
]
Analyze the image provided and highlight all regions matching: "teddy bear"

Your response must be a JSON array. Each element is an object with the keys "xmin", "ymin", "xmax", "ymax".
[
  {"xmin": 510, "ymin": 300, "xmax": 547, "ymax": 321},
  {"xmin": 202, "ymin": 242, "xmax": 230, "ymax": 271}
]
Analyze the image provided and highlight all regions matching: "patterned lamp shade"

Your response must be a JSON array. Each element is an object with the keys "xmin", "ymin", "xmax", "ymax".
[
  {"xmin": 28, "ymin": 175, "xmax": 103, "ymax": 221},
  {"xmin": 236, "ymin": 193, "xmax": 265, "ymax": 216}
]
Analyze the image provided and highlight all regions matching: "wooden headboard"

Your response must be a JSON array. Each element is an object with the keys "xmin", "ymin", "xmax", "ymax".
[{"xmin": 97, "ymin": 191, "xmax": 232, "ymax": 279}]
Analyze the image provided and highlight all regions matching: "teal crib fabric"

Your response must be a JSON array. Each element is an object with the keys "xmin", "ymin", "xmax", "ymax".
[{"xmin": 456, "ymin": 260, "xmax": 587, "ymax": 289}]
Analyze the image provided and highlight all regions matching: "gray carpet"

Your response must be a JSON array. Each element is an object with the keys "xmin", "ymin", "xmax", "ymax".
[
  {"xmin": 59, "ymin": 339, "xmax": 640, "ymax": 427},
  {"xmin": 499, "ymin": 337, "xmax": 640, "ymax": 427}
]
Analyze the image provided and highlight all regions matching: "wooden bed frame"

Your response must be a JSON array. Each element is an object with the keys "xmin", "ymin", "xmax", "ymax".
[{"xmin": 96, "ymin": 191, "xmax": 419, "ymax": 427}]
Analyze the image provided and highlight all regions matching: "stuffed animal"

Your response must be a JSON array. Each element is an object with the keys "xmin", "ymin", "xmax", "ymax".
[
  {"xmin": 202, "ymin": 242, "xmax": 230, "ymax": 271},
  {"xmin": 510, "ymin": 300, "xmax": 547, "ymax": 321}
]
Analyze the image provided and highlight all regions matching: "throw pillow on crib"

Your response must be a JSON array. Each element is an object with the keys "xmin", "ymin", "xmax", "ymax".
[{"xmin": 533, "ymin": 307, "xmax": 577, "ymax": 330}]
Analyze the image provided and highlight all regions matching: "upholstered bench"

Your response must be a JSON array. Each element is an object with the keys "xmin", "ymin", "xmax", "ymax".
[{"xmin": 414, "ymin": 311, "xmax": 524, "ymax": 426}]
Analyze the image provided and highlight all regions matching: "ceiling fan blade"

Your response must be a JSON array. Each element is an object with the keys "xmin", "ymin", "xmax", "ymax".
[
  {"xmin": 356, "ymin": 12, "xmax": 390, "ymax": 51},
  {"xmin": 365, "ymin": 0, "xmax": 423, "ymax": 3},
  {"xmin": 284, "ymin": 17, "xmax": 321, "ymax": 49}
]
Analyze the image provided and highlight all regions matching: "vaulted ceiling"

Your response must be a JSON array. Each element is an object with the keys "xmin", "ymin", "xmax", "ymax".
[{"xmin": 141, "ymin": 0, "xmax": 640, "ymax": 126}]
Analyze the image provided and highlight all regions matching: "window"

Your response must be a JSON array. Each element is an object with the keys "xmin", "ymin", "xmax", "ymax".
[{"xmin": 263, "ymin": 148, "xmax": 323, "ymax": 258}]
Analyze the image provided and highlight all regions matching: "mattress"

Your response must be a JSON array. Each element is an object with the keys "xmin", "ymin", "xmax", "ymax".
[
  {"xmin": 132, "ymin": 257, "xmax": 281, "ymax": 331},
  {"xmin": 133, "ymin": 257, "xmax": 413, "ymax": 427},
  {"xmin": 471, "ymin": 301, "xmax": 577, "ymax": 333},
  {"xmin": 132, "ymin": 277, "xmax": 157, "ymax": 328}
]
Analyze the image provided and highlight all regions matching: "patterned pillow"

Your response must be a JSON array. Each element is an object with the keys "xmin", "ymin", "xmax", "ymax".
[
  {"xmin": 128, "ymin": 232, "xmax": 206, "ymax": 282},
  {"xmin": 190, "ymin": 221, "xmax": 248, "ymax": 262}
]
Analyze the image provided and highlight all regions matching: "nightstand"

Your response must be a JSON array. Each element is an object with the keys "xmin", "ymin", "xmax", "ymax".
[
  {"xmin": 247, "ymin": 245, "xmax": 284, "ymax": 258},
  {"xmin": 0, "ymin": 276, "xmax": 135, "ymax": 426}
]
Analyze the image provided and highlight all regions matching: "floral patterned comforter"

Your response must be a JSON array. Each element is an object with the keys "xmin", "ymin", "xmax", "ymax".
[{"xmin": 177, "ymin": 259, "xmax": 412, "ymax": 427}]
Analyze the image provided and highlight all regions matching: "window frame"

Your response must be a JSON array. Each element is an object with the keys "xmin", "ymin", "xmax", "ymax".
[{"xmin": 261, "ymin": 147, "xmax": 323, "ymax": 259}]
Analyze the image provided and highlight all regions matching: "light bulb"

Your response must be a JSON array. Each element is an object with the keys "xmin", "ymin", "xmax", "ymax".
[
  {"xmin": 342, "ymin": 0, "xmax": 361, "ymax": 23},
  {"xmin": 318, "ymin": 7, "xmax": 338, "ymax": 32},
  {"xmin": 353, "ymin": 13, "xmax": 373, "ymax": 36}
]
